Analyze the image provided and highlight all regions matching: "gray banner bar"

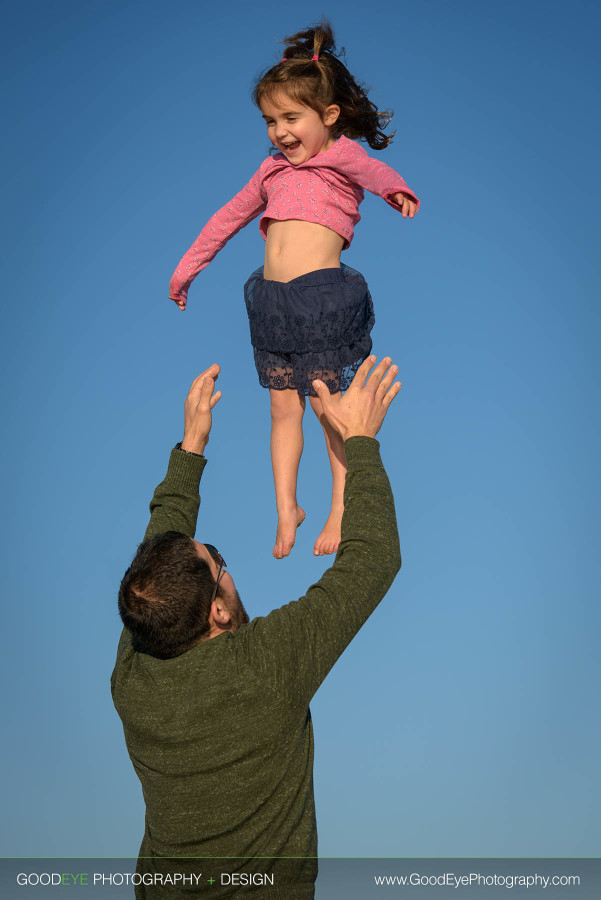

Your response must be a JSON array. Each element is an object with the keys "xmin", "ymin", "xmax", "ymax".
[{"xmin": 2, "ymin": 858, "xmax": 599, "ymax": 898}]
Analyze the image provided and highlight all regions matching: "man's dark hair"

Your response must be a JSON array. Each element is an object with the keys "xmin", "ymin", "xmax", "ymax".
[{"xmin": 118, "ymin": 532, "xmax": 216, "ymax": 659}]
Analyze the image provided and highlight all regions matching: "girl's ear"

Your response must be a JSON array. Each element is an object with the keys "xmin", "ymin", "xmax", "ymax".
[{"xmin": 323, "ymin": 104, "xmax": 340, "ymax": 127}]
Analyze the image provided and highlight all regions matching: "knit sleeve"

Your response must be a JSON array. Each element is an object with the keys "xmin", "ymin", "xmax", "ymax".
[
  {"xmin": 143, "ymin": 448, "xmax": 207, "ymax": 541},
  {"xmin": 169, "ymin": 165, "xmax": 268, "ymax": 305},
  {"xmin": 235, "ymin": 437, "xmax": 402, "ymax": 707},
  {"xmin": 111, "ymin": 448, "xmax": 207, "ymax": 678},
  {"xmin": 335, "ymin": 140, "xmax": 420, "ymax": 213}
]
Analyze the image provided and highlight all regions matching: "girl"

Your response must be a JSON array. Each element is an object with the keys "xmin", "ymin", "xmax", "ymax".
[{"xmin": 169, "ymin": 22, "xmax": 419, "ymax": 559}]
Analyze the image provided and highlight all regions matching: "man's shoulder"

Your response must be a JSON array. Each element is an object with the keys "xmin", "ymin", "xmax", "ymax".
[{"xmin": 111, "ymin": 627, "xmax": 134, "ymax": 699}]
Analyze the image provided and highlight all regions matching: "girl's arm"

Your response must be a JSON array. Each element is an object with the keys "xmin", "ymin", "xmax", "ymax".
[
  {"xmin": 169, "ymin": 167, "xmax": 267, "ymax": 308},
  {"xmin": 334, "ymin": 141, "xmax": 420, "ymax": 216}
]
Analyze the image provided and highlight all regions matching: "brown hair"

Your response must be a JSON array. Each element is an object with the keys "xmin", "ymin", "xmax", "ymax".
[
  {"xmin": 118, "ymin": 531, "xmax": 215, "ymax": 658},
  {"xmin": 252, "ymin": 21, "xmax": 394, "ymax": 150}
]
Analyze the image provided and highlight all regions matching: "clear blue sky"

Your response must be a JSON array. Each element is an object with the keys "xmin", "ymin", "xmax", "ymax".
[{"xmin": 2, "ymin": 0, "xmax": 599, "ymax": 859}]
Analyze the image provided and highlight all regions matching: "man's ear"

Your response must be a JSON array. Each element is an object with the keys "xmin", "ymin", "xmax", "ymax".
[{"xmin": 210, "ymin": 599, "xmax": 231, "ymax": 627}]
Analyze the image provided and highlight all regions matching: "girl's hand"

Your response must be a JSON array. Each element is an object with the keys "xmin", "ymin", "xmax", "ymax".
[
  {"xmin": 394, "ymin": 193, "xmax": 418, "ymax": 218},
  {"xmin": 172, "ymin": 297, "xmax": 187, "ymax": 311}
]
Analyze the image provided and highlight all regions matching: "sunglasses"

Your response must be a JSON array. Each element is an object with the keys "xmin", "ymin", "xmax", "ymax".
[{"xmin": 204, "ymin": 544, "xmax": 227, "ymax": 605}]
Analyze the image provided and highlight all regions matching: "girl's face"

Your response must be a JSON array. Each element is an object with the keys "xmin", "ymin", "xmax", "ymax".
[{"xmin": 260, "ymin": 90, "xmax": 340, "ymax": 166}]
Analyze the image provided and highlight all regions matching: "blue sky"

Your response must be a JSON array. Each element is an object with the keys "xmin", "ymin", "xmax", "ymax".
[{"xmin": 1, "ymin": 0, "xmax": 600, "ymax": 860}]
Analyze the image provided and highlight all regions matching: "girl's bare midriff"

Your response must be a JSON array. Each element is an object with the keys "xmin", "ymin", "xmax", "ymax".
[{"xmin": 263, "ymin": 219, "xmax": 345, "ymax": 282}]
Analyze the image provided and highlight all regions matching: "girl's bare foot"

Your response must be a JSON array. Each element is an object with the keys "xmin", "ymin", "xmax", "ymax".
[
  {"xmin": 273, "ymin": 505, "xmax": 306, "ymax": 559},
  {"xmin": 313, "ymin": 504, "xmax": 343, "ymax": 556}
]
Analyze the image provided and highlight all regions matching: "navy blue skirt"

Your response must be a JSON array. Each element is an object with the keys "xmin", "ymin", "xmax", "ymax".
[{"xmin": 243, "ymin": 264, "xmax": 375, "ymax": 396}]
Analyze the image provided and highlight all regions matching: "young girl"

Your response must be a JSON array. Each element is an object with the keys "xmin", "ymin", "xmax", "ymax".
[{"xmin": 169, "ymin": 22, "xmax": 419, "ymax": 559}]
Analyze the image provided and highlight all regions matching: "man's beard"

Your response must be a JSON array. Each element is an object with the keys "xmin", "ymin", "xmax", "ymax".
[{"xmin": 227, "ymin": 589, "xmax": 250, "ymax": 632}]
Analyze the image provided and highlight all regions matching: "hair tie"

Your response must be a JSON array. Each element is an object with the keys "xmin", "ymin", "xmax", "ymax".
[{"xmin": 280, "ymin": 54, "xmax": 318, "ymax": 62}]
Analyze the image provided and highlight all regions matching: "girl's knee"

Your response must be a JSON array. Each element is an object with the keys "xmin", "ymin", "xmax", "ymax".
[{"xmin": 270, "ymin": 389, "xmax": 305, "ymax": 421}]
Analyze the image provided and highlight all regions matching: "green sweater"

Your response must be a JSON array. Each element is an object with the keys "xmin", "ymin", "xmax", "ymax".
[{"xmin": 111, "ymin": 437, "xmax": 401, "ymax": 898}]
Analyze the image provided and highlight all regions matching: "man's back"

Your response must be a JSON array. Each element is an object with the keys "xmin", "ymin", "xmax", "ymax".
[{"xmin": 112, "ymin": 622, "xmax": 318, "ymax": 865}]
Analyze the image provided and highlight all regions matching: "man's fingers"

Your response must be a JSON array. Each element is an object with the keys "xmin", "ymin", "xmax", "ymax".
[
  {"xmin": 312, "ymin": 379, "xmax": 332, "ymax": 405},
  {"xmin": 382, "ymin": 381, "xmax": 402, "ymax": 408},
  {"xmin": 209, "ymin": 390, "xmax": 222, "ymax": 409},
  {"xmin": 350, "ymin": 355, "xmax": 377, "ymax": 389},
  {"xmin": 376, "ymin": 363, "xmax": 399, "ymax": 398},
  {"xmin": 188, "ymin": 364, "xmax": 220, "ymax": 395},
  {"xmin": 365, "ymin": 357, "xmax": 392, "ymax": 392},
  {"xmin": 195, "ymin": 363, "xmax": 220, "ymax": 381},
  {"xmin": 199, "ymin": 363, "xmax": 220, "ymax": 380},
  {"xmin": 199, "ymin": 376, "xmax": 217, "ymax": 407}
]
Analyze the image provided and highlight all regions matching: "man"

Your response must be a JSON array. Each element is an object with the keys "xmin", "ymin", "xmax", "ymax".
[{"xmin": 112, "ymin": 356, "xmax": 402, "ymax": 898}]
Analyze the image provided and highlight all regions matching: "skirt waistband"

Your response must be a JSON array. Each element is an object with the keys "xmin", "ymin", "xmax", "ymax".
[{"xmin": 252, "ymin": 266, "xmax": 348, "ymax": 287}]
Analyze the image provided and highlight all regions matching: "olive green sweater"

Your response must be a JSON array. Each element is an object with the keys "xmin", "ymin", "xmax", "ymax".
[{"xmin": 111, "ymin": 437, "xmax": 401, "ymax": 898}]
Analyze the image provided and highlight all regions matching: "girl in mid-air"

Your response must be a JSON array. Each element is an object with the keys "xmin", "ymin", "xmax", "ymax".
[{"xmin": 169, "ymin": 22, "xmax": 419, "ymax": 559}]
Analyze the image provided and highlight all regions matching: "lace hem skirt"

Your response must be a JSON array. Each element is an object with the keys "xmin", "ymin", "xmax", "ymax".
[{"xmin": 243, "ymin": 264, "xmax": 375, "ymax": 396}]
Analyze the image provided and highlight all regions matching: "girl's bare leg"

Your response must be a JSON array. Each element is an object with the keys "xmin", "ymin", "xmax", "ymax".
[
  {"xmin": 309, "ymin": 391, "xmax": 347, "ymax": 556},
  {"xmin": 270, "ymin": 388, "xmax": 306, "ymax": 559}
]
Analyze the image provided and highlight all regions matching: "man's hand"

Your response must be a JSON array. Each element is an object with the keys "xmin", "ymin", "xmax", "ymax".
[
  {"xmin": 181, "ymin": 364, "xmax": 222, "ymax": 455},
  {"xmin": 172, "ymin": 297, "xmax": 187, "ymax": 311},
  {"xmin": 312, "ymin": 356, "xmax": 401, "ymax": 441},
  {"xmin": 393, "ymin": 192, "xmax": 418, "ymax": 218}
]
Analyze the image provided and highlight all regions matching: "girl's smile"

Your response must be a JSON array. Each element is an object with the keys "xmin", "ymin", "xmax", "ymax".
[{"xmin": 260, "ymin": 91, "xmax": 340, "ymax": 166}]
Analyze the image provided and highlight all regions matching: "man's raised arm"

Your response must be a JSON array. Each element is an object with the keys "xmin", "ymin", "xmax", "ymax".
[
  {"xmin": 237, "ymin": 356, "xmax": 403, "ymax": 704},
  {"xmin": 142, "ymin": 365, "xmax": 222, "ymax": 541}
]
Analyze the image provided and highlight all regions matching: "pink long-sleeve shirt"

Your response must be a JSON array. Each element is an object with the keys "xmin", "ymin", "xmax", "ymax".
[{"xmin": 169, "ymin": 135, "xmax": 420, "ymax": 304}]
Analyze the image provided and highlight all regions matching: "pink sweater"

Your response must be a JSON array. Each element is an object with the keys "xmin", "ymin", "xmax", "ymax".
[{"xmin": 169, "ymin": 135, "xmax": 420, "ymax": 304}]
